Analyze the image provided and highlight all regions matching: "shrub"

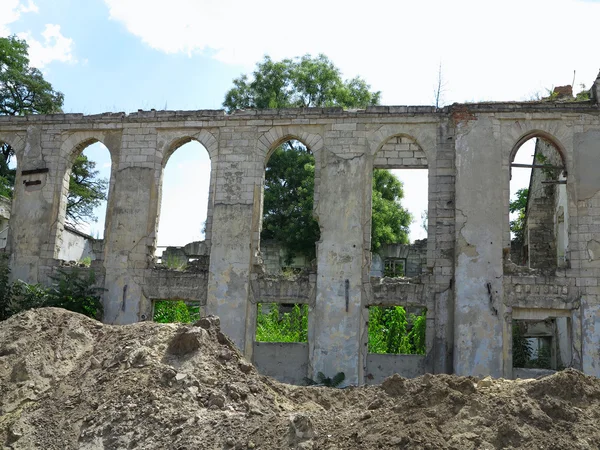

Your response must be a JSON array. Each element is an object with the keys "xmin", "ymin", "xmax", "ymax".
[
  {"xmin": 256, "ymin": 303, "xmax": 308, "ymax": 343},
  {"xmin": 153, "ymin": 300, "xmax": 200, "ymax": 323},
  {"xmin": 368, "ymin": 306, "xmax": 426, "ymax": 355}
]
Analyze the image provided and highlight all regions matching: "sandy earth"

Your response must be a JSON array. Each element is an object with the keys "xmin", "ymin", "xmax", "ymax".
[{"xmin": 1, "ymin": 308, "xmax": 599, "ymax": 449}]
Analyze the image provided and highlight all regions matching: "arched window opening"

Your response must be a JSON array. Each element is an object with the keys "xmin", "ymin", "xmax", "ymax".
[
  {"xmin": 370, "ymin": 135, "xmax": 429, "ymax": 279},
  {"xmin": 260, "ymin": 139, "xmax": 319, "ymax": 275},
  {"xmin": 0, "ymin": 140, "xmax": 16, "ymax": 249},
  {"xmin": 58, "ymin": 142, "xmax": 111, "ymax": 264},
  {"xmin": 510, "ymin": 137, "xmax": 567, "ymax": 269},
  {"xmin": 156, "ymin": 140, "xmax": 211, "ymax": 269}
]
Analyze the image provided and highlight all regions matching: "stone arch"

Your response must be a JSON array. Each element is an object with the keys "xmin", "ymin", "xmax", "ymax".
[
  {"xmin": 155, "ymin": 130, "xmax": 217, "ymax": 251},
  {"xmin": 51, "ymin": 132, "xmax": 116, "ymax": 259},
  {"xmin": 503, "ymin": 123, "xmax": 572, "ymax": 264},
  {"xmin": 0, "ymin": 131, "xmax": 26, "ymax": 161},
  {"xmin": 509, "ymin": 129, "xmax": 567, "ymax": 170},
  {"xmin": 257, "ymin": 126, "xmax": 324, "ymax": 165},
  {"xmin": 162, "ymin": 129, "xmax": 218, "ymax": 167},
  {"xmin": 254, "ymin": 127, "xmax": 324, "ymax": 270}
]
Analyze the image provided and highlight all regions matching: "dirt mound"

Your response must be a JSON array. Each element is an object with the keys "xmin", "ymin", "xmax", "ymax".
[{"xmin": 1, "ymin": 308, "xmax": 600, "ymax": 449}]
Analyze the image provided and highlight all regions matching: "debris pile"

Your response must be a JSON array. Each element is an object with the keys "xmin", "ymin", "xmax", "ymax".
[{"xmin": 1, "ymin": 308, "xmax": 600, "ymax": 449}]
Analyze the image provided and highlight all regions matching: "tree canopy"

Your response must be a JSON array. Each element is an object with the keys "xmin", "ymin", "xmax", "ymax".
[
  {"xmin": 223, "ymin": 54, "xmax": 380, "ymax": 112},
  {"xmin": 224, "ymin": 54, "xmax": 411, "ymax": 261},
  {"xmin": 0, "ymin": 35, "xmax": 107, "ymax": 228}
]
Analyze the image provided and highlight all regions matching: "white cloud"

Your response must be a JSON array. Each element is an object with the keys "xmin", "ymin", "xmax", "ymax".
[
  {"xmin": 18, "ymin": 24, "xmax": 75, "ymax": 68},
  {"xmin": 104, "ymin": 0, "xmax": 600, "ymax": 105},
  {"xmin": 0, "ymin": 0, "xmax": 38, "ymax": 36},
  {"xmin": 1, "ymin": 1, "xmax": 75, "ymax": 69}
]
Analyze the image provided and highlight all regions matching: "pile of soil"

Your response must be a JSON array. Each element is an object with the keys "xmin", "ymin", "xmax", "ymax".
[{"xmin": 1, "ymin": 308, "xmax": 600, "ymax": 449}]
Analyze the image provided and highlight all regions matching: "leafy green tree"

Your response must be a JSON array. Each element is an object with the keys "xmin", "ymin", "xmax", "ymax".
[
  {"xmin": 371, "ymin": 169, "xmax": 412, "ymax": 250},
  {"xmin": 224, "ymin": 54, "xmax": 410, "ymax": 260},
  {"xmin": 67, "ymin": 154, "xmax": 108, "ymax": 226},
  {"xmin": 0, "ymin": 35, "xmax": 107, "ymax": 225},
  {"xmin": 261, "ymin": 141, "xmax": 320, "ymax": 262},
  {"xmin": 510, "ymin": 188, "xmax": 528, "ymax": 244},
  {"xmin": 223, "ymin": 54, "xmax": 380, "ymax": 112}
]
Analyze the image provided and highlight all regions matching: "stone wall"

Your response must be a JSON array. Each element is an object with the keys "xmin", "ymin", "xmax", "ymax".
[{"xmin": 1, "ymin": 90, "xmax": 600, "ymax": 383}]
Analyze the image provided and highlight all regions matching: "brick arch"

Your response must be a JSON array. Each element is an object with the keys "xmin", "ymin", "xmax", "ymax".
[
  {"xmin": 162, "ymin": 129, "xmax": 218, "ymax": 167},
  {"xmin": 256, "ymin": 126, "xmax": 323, "ymax": 165},
  {"xmin": 367, "ymin": 124, "xmax": 437, "ymax": 163}
]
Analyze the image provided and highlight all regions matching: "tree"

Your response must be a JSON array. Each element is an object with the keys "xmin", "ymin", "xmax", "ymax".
[
  {"xmin": 0, "ymin": 35, "xmax": 107, "ymax": 226},
  {"xmin": 224, "ymin": 54, "xmax": 410, "ymax": 260},
  {"xmin": 67, "ymin": 155, "xmax": 108, "ymax": 226},
  {"xmin": 510, "ymin": 188, "xmax": 528, "ymax": 244},
  {"xmin": 371, "ymin": 169, "xmax": 412, "ymax": 250}
]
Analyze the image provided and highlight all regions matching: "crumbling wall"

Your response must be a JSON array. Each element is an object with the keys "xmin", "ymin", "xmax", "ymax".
[{"xmin": 1, "ymin": 98, "xmax": 600, "ymax": 383}]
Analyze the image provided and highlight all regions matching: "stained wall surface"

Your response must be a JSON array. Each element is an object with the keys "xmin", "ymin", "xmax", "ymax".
[{"xmin": 1, "ymin": 97, "xmax": 600, "ymax": 383}]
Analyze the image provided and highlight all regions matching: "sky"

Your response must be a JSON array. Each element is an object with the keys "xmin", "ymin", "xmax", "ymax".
[{"xmin": 1, "ymin": 0, "xmax": 599, "ymax": 246}]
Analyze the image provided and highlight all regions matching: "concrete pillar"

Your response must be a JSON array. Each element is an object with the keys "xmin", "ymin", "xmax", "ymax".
[
  {"xmin": 205, "ymin": 139, "xmax": 257, "ymax": 353},
  {"xmin": 453, "ymin": 115, "xmax": 505, "ymax": 377},
  {"xmin": 8, "ymin": 127, "xmax": 53, "ymax": 283},
  {"xmin": 103, "ymin": 164, "xmax": 156, "ymax": 324},
  {"xmin": 310, "ymin": 150, "xmax": 366, "ymax": 385}
]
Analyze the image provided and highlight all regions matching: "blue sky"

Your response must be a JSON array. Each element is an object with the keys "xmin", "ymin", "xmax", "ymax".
[{"xmin": 2, "ymin": 0, "xmax": 599, "ymax": 246}]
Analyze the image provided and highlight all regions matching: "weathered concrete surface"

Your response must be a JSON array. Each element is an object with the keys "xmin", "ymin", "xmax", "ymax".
[
  {"xmin": 573, "ymin": 131, "xmax": 600, "ymax": 201},
  {"xmin": 252, "ymin": 342, "xmax": 309, "ymax": 385},
  {"xmin": 312, "ymin": 151, "xmax": 366, "ymax": 385},
  {"xmin": 2, "ymin": 99, "xmax": 600, "ymax": 382},
  {"xmin": 454, "ymin": 115, "xmax": 504, "ymax": 378},
  {"xmin": 365, "ymin": 354, "xmax": 426, "ymax": 383},
  {"xmin": 57, "ymin": 227, "xmax": 94, "ymax": 262}
]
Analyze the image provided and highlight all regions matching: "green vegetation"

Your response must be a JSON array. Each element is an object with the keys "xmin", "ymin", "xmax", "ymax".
[
  {"xmin": 224, "ymin": 54, "xmax": 411, "ymax": 261},
  {"xmin": 153, "ymin": 300, "xmax": 200, "ymax": 323},
  {"xmin": 0, "ymin": 35, "xmax": 107, "ymax": 225},
  {"xmin": 256, "ymin": 303, "xmax": 308, "ymax": 343},
  {"xmin": 512, "ymin": 321, "xmax": 553, "ymax": 369},
  {"xmin": 368, "ymin": 306, "xmax": 426, "ymax": 354},
  {"xmin": 510, "ymin": 188, "xmax": 528, "ymax": 245},
  {"xmin": 0, "ymin": 257, "xmax": 103, "ymax": 321}
]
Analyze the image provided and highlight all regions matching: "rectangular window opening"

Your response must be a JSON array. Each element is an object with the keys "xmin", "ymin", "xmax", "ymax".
[
  {"xmin": 255, "ymin": 302, "xmax": 308, "ymax": 343},
  {"xmin": 370, "ymin": 167, "xmax": 428, "ymax": 278},
  {"xmin": 512, "ymin": 318, "xmax": 570, "ymax": 370},
  {"xmin": 153, "ymin": 299, "xmax": 201, "ymax": 323},
  {"xmin": 367, "ymin": 306, "xmax": 427, "ymax": 355}
]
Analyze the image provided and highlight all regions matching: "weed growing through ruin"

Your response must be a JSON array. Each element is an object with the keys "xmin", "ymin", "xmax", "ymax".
[
  {"xmin": 163, "ymin": 254, "xmax": 188, "ymax": 271},
  {"xmin": 79, "ymin": 256, "xmax": 92, "ymax": 267},
  {"xmin": 153, "ymin": 300, "xmax": 200, "ymax": 323},
  {"xmin": 368, "ymin": 306, "xmax": 426, "ymax": 354},
  {"xmin": 256, "ymin": 303, "xmax": 308, "ymax": 343}
]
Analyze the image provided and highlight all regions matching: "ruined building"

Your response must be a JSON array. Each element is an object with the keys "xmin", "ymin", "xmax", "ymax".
[{"xmin": 1, "ymin": 73, "xmax": 600, "ymax": 384}]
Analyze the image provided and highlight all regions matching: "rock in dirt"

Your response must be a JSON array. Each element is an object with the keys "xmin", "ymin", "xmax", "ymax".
[{"xmin": 2, "ymin": 307, "xmax": 600, "ymax": 449}]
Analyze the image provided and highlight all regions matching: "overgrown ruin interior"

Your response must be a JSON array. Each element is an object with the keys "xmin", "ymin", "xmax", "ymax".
[{"xmin": 2, "ymin": 74, "xmax": 600, "ymax": 385}]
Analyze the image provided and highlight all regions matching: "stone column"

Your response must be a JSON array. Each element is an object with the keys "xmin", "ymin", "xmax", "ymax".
[
  {"xmin": 310, "ymin": 140, "xmax": 367, "ymax": 385},
  {"xmin": 453, "ymin": 114, "xmax": 505, "ymax": 377},
  {"xmin": 206, "ymin": 126, "xmax": 257, "ymax": 352}
]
